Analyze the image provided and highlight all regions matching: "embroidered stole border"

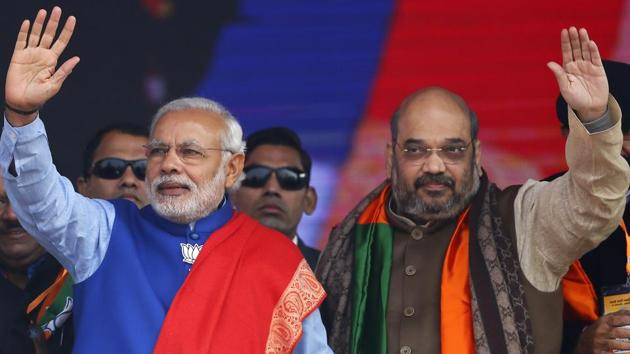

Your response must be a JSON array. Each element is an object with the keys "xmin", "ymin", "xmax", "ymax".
[{"xmin": 266, "ymin": 259, "xmax": 326, "ymax": 353}]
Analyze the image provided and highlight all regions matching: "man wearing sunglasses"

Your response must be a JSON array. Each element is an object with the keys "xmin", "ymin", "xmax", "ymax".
[
  {"xmin": 0, "ymin": 7, "xmax": 331, "ymax": 354},
  {"xmin": 317, "ymin": 28, "xmax": 630, "ymax": 353},
  {"xmin": 77, "ymin": 124, "xmax": 149, "ymax": 208},
  {"xmin": 231, "ymin": 127, "xmax": 320, "ymax": 270}
]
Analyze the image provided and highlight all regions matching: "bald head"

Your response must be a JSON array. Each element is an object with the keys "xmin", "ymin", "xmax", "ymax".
[
  {"xmin": 387, "ymin": 87, "xmax": 482, "ymax": 223},
  {"xmin": 391, "ymin": 87, "xmax": 478, "ymax": 143}
]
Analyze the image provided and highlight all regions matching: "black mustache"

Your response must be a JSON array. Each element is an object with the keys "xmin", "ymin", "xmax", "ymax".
[
  {"xmin": 0, "ymin": 224, "xmax": 25, "ymax": 234},
  {"xmin": 414, "ymin": 174, "xmax": 455, "ymax": 189}
]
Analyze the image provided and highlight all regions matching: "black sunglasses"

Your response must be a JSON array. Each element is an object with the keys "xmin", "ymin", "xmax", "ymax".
[
  {"xmin": 91, "ymin": 158, "xmax": 147, "ymax": 180},
  {"xmin": 241, "ymin": 165, "xmax": 308, "ymax": 191}
]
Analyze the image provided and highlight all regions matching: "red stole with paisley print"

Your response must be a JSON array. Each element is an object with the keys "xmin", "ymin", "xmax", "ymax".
[{"xmin": 154, "ymin": 212, "xmax": 326, "ymax": 353}]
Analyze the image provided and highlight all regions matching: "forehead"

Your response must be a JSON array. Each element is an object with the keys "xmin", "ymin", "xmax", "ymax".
[
  {"xmin": 93, "ymin": 131, "xmax": 148, "ymax": 161},
  {"xmin": 396, "ymin": 98, "xmax": 471, "ymax": 144},
  {"xmin": 246, "ymin": 144, "xmax": 303, "ymax": 169},
  {"xmin": 151, "ymin": 109, "xmax": 225, "ymax": 145}
]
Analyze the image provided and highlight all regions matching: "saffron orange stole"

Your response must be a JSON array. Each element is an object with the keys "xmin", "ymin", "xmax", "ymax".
[
  {"xmin": 560, "ymin": 221, "xmax": 630, "ymax": 323},
  {"xmin": 562, "ymin": 261, "xmax": 598, "ymax": 322},
  {"xmin": 440, "ymin": 208, "xmax": 475, "ymax": 354}
]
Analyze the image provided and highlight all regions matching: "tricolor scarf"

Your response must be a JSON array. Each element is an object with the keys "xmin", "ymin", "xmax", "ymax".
[
  {"xmin": 317, "ymin": 177, "xmax": 536, "ymax": 353},
  {"xmin": 154, "ymin": 212, "xmax": 326, "ymax": 354},
  {"xmin": 34, "ymin": 270, "xmax": 73, "ymax": 339}
]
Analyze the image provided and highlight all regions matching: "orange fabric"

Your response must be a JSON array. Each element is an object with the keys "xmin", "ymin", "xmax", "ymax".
[
  {"xmin": 266, "ymin": 259, "xmax": 326, "ymax": 352},
  {"xmin": 621, "ymin": 220, "xmax": 629, "ymax": 275},
  {"xmin": 562, "ymin": 261, "xmax": 598, "ymax": 322},
  {"xmin": 561, "ymin": 220, "xmax": 629, "ymax": 323},
  {"xmin": 154, "ymin": 213, "xmax": 325, "ymax": 354},
  {"xmin": 356, "ymin": 185, "xmax": 391, "ymax": 225},
  {"xmin": 440, "ymin": 208, "xmax": 475, "ymax": 354}
]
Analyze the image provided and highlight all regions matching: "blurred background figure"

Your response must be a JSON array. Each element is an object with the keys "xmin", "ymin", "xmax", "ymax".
[
  {"xmin": 77, "ymin": 124, "xmax": 149, "ymax": 207},
  {"xmin": 0, "ymin": 175, "xmax": 73, "ymax": 354},
  {"xmin": 549, "ymin": 60, "xmax": 630, "ymax": 354},
  {"xmin": 232, "ymin": 127, "xmax": 320, "ymax": 269}
]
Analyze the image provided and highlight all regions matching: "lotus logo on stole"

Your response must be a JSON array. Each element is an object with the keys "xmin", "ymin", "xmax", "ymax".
[{"xmin": 180, "ymin": 243, "xmax": 203, "ymax": 264}]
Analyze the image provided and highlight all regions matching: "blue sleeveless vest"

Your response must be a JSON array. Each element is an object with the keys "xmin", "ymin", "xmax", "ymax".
[{"xmin": 72, "ymin": 199, "xmax": 233, "ymax": 353}]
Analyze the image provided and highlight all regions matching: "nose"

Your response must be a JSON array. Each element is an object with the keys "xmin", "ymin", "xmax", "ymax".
[
  {"xmin": 1, "ymin": 203, "xmax": 18, "ymax": 221},
  {"xmin": 119, "ymin": 165, "xmax": 139, "ymax": 187},
  {"xmin": 159, "ymin": 149, "xmax": 182, "ymax": 175},
  {"xmin": 262, "ymin": 171, "xmax": 281, "ymax": 196},
  {"xmin": 421, "ymin": 151, "xmax": 447, "ymax": 174}
]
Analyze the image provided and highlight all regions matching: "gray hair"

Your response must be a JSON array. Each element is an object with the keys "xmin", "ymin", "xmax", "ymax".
[{"xmin": 150, "ymin": 97, "xmax": 246, "ymax": 155}]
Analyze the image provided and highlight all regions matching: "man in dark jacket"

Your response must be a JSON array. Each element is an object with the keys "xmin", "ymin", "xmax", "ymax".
[{"xmin": 231, "ymin": 127, "xmax": 320, "ymax": 269}]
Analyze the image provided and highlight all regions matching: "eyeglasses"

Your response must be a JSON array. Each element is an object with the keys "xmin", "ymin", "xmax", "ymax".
[
  {"xmin": 241, "ymin": 165, "xmax": 309, "ymax": 191},
  {"xmin": 91, "ymin": 158, "xmax": 147, "ymax": 180},
  {"xmin": 394, "ymin": 141, "xmax": 472, "ymax": 165},
  {"xmin": 143, "ymin": 142, "xmax": 232, "ymax": 164}
]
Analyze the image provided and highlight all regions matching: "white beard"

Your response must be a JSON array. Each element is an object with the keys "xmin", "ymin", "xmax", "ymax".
[{"xmin": 149, "ymin": 169, "xmax": 226, "ymax": 224}]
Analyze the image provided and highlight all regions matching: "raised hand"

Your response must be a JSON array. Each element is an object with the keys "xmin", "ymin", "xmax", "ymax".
[
  {"xmin": 5, "ymin": 7, "xmax": 80, "ymax": 124},
  {"xmin": 547, "ymin": 27, "xmax": 608, "ymax": 121}
]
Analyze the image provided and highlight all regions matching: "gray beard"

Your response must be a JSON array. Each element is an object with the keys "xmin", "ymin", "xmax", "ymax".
[
  {"xmin": 149, "ymin": 170, "xmax": 226, "ymax": 224},
  {"xmin": 391, "ymin": 159, "xmax": 480, "ymax": 223}
]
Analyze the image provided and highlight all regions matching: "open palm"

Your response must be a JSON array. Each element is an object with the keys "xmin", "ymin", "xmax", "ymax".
[
  {"xmin": 547, "ymin": 27, "xmax": 608, "ymax": 121},
  {"xmin": 5, "ymin": 7, "xmax": 79, "ymax": 113}
]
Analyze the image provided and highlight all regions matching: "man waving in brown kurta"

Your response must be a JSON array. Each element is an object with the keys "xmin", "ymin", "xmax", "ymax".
[{"xmin": 317, "ymin": 27, "xmax": 630, "ymax": 354}]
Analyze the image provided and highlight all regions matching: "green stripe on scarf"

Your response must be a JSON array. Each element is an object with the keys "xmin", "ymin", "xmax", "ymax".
[{"xmin": 351, "ymin": 222, "xmax": 393, "ymax": 354}]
